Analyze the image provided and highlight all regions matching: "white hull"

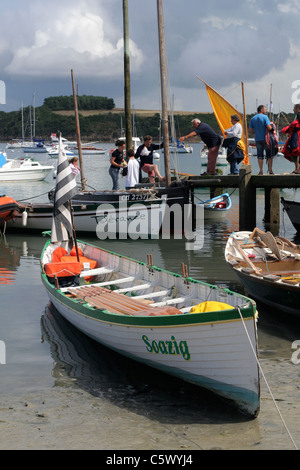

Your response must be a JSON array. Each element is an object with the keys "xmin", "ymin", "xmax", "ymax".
[
  {"xmin": 49, "ymin": 291, "xmax": 258, "ymax": 412},
  {"xmin": 163, "ymin": 145, "xmax": 193, "ymax": 154},
  {"xmin": 6, "ymin": 142, "xmax": 23, "ymax": 149},
  {"xmin": 118, "ymin": 137, "xmax": 142, "ymax": 153},
  {"xmin": 197, "ymin": 193, "xmax": 231, "ymax": 221},
  {"xmin": 9, "ymin": 199, "xmax": 167, "ymax": 237},
  {"xmin": 0, "ymin": 169, "xmax": 52, "ymax": 181},
  {"xmin": 73, "ymin": 149, "xmax": 106, "ymax": 155},
  {"xmin": 48, "ymin": 150, "xmax": 74, "ymax": 158},
  {"xmin": 0, "ymin": 156, "xmax": 53, "ymax": 182},
  {"xmin": 41, "ymin": 237, "xmax": 260, "ymax": 417},
  {"xmin": 201, "ymin": 148, "xmax": 228, "ymax": 167},
  {"xmin": 23, "ymin": 147, "xmax": 49, "ymax": 153},
  {"xmin": 203, "ymin": 208, "xmax": 228, "ymax": 221}
]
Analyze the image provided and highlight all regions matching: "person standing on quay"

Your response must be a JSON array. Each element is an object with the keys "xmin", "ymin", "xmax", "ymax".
[
  {"xmin": 249, "ymin": 105, "xmax": 273, "ymax": 174},
  {"xmin": 109, "ymin": 139, "xmax": 126, "ymax": 190},
  {"xmin": 179, "ymin": 118, "xmax": 221, "ymax": 175},
  {"xmin": 281, "ymin": 105, "xmax": 300, "ymax": 174}
]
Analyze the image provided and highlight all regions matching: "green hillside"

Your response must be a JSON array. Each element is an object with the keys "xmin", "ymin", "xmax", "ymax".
[{"xmin": 0, "ymin": 95, "xmax": 293, "ymax": 142}]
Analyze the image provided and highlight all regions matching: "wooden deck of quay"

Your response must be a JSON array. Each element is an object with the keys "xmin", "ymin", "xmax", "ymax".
[{"xmin": 185, "ymin": 165, "xmax": 300, "ymax": 233}]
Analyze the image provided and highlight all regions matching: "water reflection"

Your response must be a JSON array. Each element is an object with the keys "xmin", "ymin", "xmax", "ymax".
[
  {"xmin": 0, "ymin": 234, "xmax": 21, "ymax": 284},
  {"xmin": 40, "ymin": 303, "xmax": 249, "ymax": 424}
]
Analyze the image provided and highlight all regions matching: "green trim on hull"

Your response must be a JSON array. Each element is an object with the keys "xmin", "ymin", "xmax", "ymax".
[{"xmin": 42, "ymin": 274, "xmax": 255, "ymax": 327}]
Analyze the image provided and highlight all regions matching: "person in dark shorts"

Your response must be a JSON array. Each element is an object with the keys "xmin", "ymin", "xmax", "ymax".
[{"xmin": 135, "ymin": 135, "xmax": 165, "ymax": 184}]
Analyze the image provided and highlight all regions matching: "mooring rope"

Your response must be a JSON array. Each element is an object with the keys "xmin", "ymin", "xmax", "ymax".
[{"xmin": 237, "ymin": 306, "xmax": 298, "ymax": 450}]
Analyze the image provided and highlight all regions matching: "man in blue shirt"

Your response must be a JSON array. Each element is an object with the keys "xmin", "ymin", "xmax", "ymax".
[{"xmin": 249, "ymin": 105, "xmax": 273, "ymax": 174}]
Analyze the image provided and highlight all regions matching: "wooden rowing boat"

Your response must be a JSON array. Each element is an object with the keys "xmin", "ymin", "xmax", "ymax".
[
  {"xmin": 225, "ymin": 228, "xmax": 300, "ymax": 317},
  {"xmin": 41, "ymin": 233, "xmax": 260, "ymax": 417}
]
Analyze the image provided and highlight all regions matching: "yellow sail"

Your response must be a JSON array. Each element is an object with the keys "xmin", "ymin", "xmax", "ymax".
[{"xmin": 197, "ymin": 77, "xmax": 249, "ymax": 164}]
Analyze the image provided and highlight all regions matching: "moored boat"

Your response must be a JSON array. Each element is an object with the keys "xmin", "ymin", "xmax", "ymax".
[
  {"xmin": 73, "ymin": 147, "xmax": 106, "ymax": 155},
  {"xmin": 201, "ymin": 147, "xmax": 228, "ymax": 167},
  {"xmin": 41, "ymin": 234, "xmax": 260, "ymax": 417},
  {"xmin": 0, "ymin": 195, "xmax": 21, "ymax": 227},
  {"xmin": 197, "ymin": 192, "xmax": 231, "ymax": 220},
  {"xmin": 162, "ymin": 141, "xmax": 193, "ymax": 154},
  {"xmin": 225, "ymin": 228, "xmax": 300, "ymax": 317},
  {"xmin": 48, "ymin": 146, "xmax": 74, "ymax": 158},
  {"xmin": 281, "ymin": 197, "xmax": 300, "ymax": 233},
  {"xmin": 8, "ymin": 192, "xmax": 168, "ymax": 238},
  {"xmin": 0, "ymin": 154, "xmax": 53, "ymax": 182}
]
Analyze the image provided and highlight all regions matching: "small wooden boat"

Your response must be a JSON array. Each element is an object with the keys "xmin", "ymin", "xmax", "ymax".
[
  {"xmin": 225, "ymin": 228, "xmax": 300, "ymax": 317},
  {"xmin": 281, "ymin": 197, "xmax": 300, "ymax": 233},
  {"xmin": 0, "ymin": 195, "xmax": 21, "ymax": 227},
  {"xmin": 197, "ymin": 193, "xmax": 231, "ymax": 220},
  {"xmin": 41, "ymin": 234, "xmax": 260, "ymax": 417}
]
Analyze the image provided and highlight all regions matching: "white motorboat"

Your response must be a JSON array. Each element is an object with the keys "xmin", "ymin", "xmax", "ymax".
[
  {"xmin": 118, "ymin": 136, "xmax": 142, "ymax": 153},
  {"xmin": 0, "ymin": 154, "xmax": 53, "ymax": 181},
  {"xmin": 162, "ymin": 141, "xmax": 193, "ymax": 154},
  {"xmin": 201, "ymin": 147, "xmax": 228, "ymax": 167}
]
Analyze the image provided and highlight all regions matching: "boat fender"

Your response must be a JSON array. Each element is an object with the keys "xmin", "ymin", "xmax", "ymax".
[
  {"xmin": 189, "ymin": 301, "xmax": 235, "ymax": 314},
  {"xmin": 22, "ymin": 210, "xmax": 28, "ymax": 226}
]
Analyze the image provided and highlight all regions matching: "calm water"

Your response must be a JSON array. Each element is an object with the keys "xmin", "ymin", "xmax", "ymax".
[{"xmin": 1, "ymin": 142, "xmax": 300, "ymax": 450}]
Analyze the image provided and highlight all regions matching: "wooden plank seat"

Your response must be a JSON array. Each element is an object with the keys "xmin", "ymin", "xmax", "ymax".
[
  {"xmin": 60, "ymin": 276, "xmax": 136, "ymax": 292},
  {"xmin": 67, "ymin": 285, "xmax": 182, "ymax": 316}
]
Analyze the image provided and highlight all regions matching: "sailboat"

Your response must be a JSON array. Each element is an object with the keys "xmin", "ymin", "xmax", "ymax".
[{"xmin": 197, "ymin": 77, "xmax": 249, "ymax": 169}]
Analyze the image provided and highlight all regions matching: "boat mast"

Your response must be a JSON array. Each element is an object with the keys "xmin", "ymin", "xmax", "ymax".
[
  {"xmin": 33, "ymin": 93, "xmax": 36, "ymax": 138},
  {"xmin": 71, "ymin": 69, "xmax": 86, "ymax": 191},
  {"xmin": 269, "ymin": 83, "xmax": 272, "ymax": 119},
  {"xmin": 21, "ymin": 103, "xmax": 24, "ymax": 142},
  {"xmin": 157, "ymin": 0, "xmax": 170, "ymax": 187},
  {"xmin": 241, "ymin": 81, "xmax": 249, "ymax": 163},
  {"xmin": 123, "ymin": 0, "xmax": 132, "ymax": 154}
]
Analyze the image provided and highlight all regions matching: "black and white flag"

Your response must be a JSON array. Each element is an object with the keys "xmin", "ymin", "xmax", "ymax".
[{"xmin": 51, "ymin": 135, "xmax": 78, "ymax": 245}]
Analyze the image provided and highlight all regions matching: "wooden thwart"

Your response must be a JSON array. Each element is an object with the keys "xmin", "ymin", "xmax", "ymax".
[{"xmin": 67, "ymin": 285, "xmax": 182, "ymax": 316}]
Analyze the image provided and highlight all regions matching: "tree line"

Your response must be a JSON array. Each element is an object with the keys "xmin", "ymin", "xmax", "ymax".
[
  {"xmin": 43, "ymin": 95, "xmax": 115, "ymax": 111},
  {"xmin": 0, "ymin": 95, "xmax": 295, "ymax": 142}
]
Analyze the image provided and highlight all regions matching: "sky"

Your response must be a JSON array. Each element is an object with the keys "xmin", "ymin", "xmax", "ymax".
[{"xmin": 1, "ymin": 0, "xmax": 300, "ymax": 116}]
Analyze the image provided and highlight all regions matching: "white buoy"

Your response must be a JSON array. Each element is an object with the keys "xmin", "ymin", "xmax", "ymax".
[{"xmin": 22, "ymin": 211, "xmax": 28, "ymax": 226}]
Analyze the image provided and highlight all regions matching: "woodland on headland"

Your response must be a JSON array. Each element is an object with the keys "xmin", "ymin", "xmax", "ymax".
[{"xmin": 0, "ymin": 94, "xmax": 294, "ymax": 142}]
